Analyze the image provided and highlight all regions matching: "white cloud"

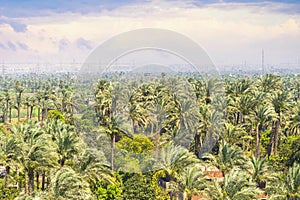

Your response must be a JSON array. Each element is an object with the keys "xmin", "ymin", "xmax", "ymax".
[{"xmin": 0, "ymin": 0, "xmax": 300, "ymax": 67}]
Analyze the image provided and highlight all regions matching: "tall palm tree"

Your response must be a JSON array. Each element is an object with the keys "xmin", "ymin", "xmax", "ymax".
[
  {"xmin": 250, "ymin": 105, "xmax": 276, "ymax": 158},
  {"xmin": 95, "ymin": 80, "xmax": 132, "ymax": 171},
  {"xmin": 155, "ymin": 145, "xmax": 197, "ymax": 184},
  {"xmin": 11, "ymin": 121, "xmax": 58, "ymax": 195},
  {"xmin": 2, "ymin": 89, "xmax": 11, "ymax": 122},
  {"xmin": 0, "ymin": 126, "xmax": 20, "ymax": 188},
  {"xmin": 14, "ymin": 81, "xmax": 24, "ymax": 122},
  {"xmin": 248, "ymin": 156, "xmax": 273, "ymax": 189},
  {"xmin": 257, "ymin": 74, "xmax": 282, "ymax": 93},
  {"xmin": 269, "ymin": 91, "xmax": 292, "ymax": 155},
  {"xmin": 176, "ymin": 166, "xmax": 204, "ymax": 200},
  {"xmin": 285, "ymin": 163, "xmax": 300, "ymax": 200},
  {"xmin": 204, "ymin": 169, "xmax": 262, "ymax": 200},
  {"xmin": 49, "ymin": 167, "xmax": 95, "ymax": 200},
  {"xmin": 203, "ymin": 141, "xmax": 247, "ymax": 176},
  {"xmin": 73, "ymin": 148, "xmax": 114, "ymax": 188},
  {"xmin": 45, "ymin": 119, "xmax": 83, "ymax": 167}
]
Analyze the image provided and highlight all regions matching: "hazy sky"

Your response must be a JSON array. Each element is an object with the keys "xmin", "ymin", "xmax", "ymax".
[{"xmin": 0, "ymin": 0, "xmax": 300, "ymax": 68}]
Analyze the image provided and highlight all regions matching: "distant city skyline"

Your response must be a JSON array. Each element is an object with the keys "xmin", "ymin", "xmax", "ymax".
[{"xmin": 0, "ymin": 0, "xmax": 300, "ymax": 69}]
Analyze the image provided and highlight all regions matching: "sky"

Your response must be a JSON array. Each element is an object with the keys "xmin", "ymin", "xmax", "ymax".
[{"xmin": 0, "ymin": 0, "xmax": 300, "ymax": 69}]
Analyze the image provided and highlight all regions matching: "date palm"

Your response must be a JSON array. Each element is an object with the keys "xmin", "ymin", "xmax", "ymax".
[
  {"xmin": 257, "ymin": 74, "xmax": 282, "ymax": 93},
  {"xmin": 203, "ymin": 141, "xmax": 247, "ymax": 176},
  {"xmin": 269, "ymin": 91, "xmax": 292, "ymax": 155},
  {"xmin": 11, "ymin": 121, "xmax": 58, "ymax": 195},
  {"xmin": 155, "ymin": 145, "xmax": 197, "ymax": 183},
  {"xmin": 250, "ymin": 105, "xmax": 276, "ymax": 158},
  {"xmin": 176, "ymin": 166, "xmax": 204, "ymax": 200},
  {"xmin": 205, "ymin": 169, "xmax": 262, "ymax": 200},
  {"xmin": 0, "ymin": 126, "xmax": 21, "ymax": 188},
  {"xmin": 2, "ymin": 89, "xmax": 11, "ymax": 122},
  {"xmin": 45, "ymin": 119, "xmax": 83, "ymax": 167},
  {"xmin": 49, "ymin": 167, "xmax": 95, "ymax": 200},
  {"xmin": 248, "ymin": 156, "xmax": 274, "ymax": 189},
  {"xmin": 74, "ymin": 148, "xmax": 113, "ymax": 188},
  {"xmin": 95, "ymin": 80, "xmax": 132, "ymax": 171},
  {"xmin": 285, "ymin": 163, "xmax": 300, "ymax": 200},
  {"xmin": 14, "ymin": 81, "xmax": 24, "ymax": 122}
]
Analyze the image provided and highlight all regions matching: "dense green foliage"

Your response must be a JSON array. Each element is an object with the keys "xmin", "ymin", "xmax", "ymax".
[{"xmin": 0, "ymin": 73, "xmax": 299, "ymax": 199}]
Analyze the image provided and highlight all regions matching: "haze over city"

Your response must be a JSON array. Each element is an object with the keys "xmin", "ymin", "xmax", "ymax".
[{"xmin": 0, "ymin": 0, "xmax": 300, "ymax": 71}]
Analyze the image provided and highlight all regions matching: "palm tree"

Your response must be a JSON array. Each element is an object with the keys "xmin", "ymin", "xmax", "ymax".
[
  {"xmin": 95, "ymin": 80, "xmax": 132, "ymax": 171},
  {"xmin": 2, "ymin": 89, "xmax": 11, "ymax": 122},
  {"xmin": 222, "ymin": 123, "xmax": 247, "ymax": 148},
  {"xmin": 285, "ymin": 163, "xmax": 300, "ymax": 200},
  {"xmin": 250, "ymin": 105, "xmax": 276, "ymax": 158},
  {"xmin": 204, "ymin": 169, "xmax": 262, "ymax": 200},
  {"xmin": 257, "ymin": 74, "xmax": 282, "ymax": 93},
  {"xmin": 44, "ymin": 119, "xmax": 83, "ymax": 167},
  {"xmin": 289, "ymin": 102, "xmax": 300, "ymax": 135},
  {"xmin": 49, "ymin": 167, "xmax": 95, "ymax": 200},
  {"xmin": 0, "ymin": 94, "xmax": 6, "ymax": 122},
  {"xmin": 155, "ymin": 145, "xmax": 197, "ymax": 183},
  {"xmin": 268, "ymin": 163, "xmax": 300, "ymax": 200},
  {"xmin": 99, "ymin": 115, "xmax": 131, "ymax": 171},
  {"xmin": 248, "ymin": 156, "xmax": 273, "ymax": 189},
  {"xmin": 176, "ymin": 166, "xmax": 204, "ymax": 200},
  {"xmin": 73, "ymin": 148, "xmax": 114, "ymax": 188},
  {"xmin": 203, "ymin": 141, "xmax": 247, "ymax": 176},
  {"xmin": 14, "ymin": 81, "xmax": 24, "ymax": 122},
  {"xmin": 0, "ymin": 126, "xmax": 20, "ymax": 188},
  {"xmin": 269, "ymin": 91, "xmax": 292, "ymax": 155},
  {"xmin": 11, "ymin": 121, "xmax": 58, "ymax": 195}
]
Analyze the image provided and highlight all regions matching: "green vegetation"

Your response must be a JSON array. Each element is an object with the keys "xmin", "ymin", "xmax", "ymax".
[{"xmin": 0, "ymin": 72, "xmax": 299, "ymax": 199}]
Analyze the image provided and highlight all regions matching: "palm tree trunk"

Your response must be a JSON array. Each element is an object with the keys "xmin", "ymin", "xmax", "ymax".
[
  {"xmin": 5, "ymin": 166, "xmax": 10, "ymax": 188},
  {"xmin": 111, "ymin": 134, "xmax": 115, "ymax": 171},
  {"xmin": 111, "ymin": 134, "xmax": 115, "ymax": 170},
  {"xmin": 26, "ymin": 105, "xmax": 29, "ymax": 122},
  {"xmin": 274, "ymin": 119, "xmax": 280, "ymax": 155},
  {"xmin": 24, "ymin": 172, "xmax": 28, "ymax": 194},
  {"xmin": 47, "ymin": 172, "xmax": 50, "ymax": 188},
  {"xmin": 41, "ymin": 172, "xmax": 45, "ymax": 191},
  {"xmin": 44, "ymin": 107, "xmax": 48, "ymax": 120},
  {"xmin": 29, "ymin": 106, "xmax": 33, "ymax": 119},
  {"xmin": 267, "ymin": 123, "xmax": 275, "ymax": 157},
  {"xmin": 28, "ymin": 169, "xmax": 34, "ymax": 194},
  {"xmin": 17, "ymin": 103, "xmax": 21, "ymax": 122},
  {"xmin": 36, "ymin": 172, "xmax": 39, "ymax": 190},
  {"xmin": 9, "ymin": 107, "xmax": 12, "ymax": 123},
  {"xmin": 155, "ymin": 132, "xmax": 160, "ymax": 161},
  {"xmin": 16, "ymin": 165, "xmax": 19, "ymax": 190},
  {"xmin": 38, "ymin": 107, "xmax": 41, "ymax": 121},
  {"xmin": 5, "ymin": 101, "xmax": 8, "ymax": 122},
  {"xmin": 60, "ymin": 158, "xmax": 65, "ymax": 167},
  {"xmin": 255, "ymin": 123, "xmax": 261, "ymax": 158}
]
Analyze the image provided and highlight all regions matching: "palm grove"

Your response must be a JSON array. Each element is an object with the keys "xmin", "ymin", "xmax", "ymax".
[{"xmin": 0, "ymin": 72, "xmax": 300, "ymax": 200}]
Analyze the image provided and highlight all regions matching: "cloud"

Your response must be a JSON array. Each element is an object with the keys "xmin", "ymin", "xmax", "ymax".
[
  {"xmin": 0, "ymin": 43, "xmax": 7, "ymax": 50},
  {"xmin": 0, "ymin": 19, "xmax": 27, "ymax": 33},
  {"xmin": 0, "ymin": 0, "xmax": 299, "ymax": 19},
  {"xmin": 58, "ymin": 38, "xmax": 70, "ymax": 51},
  {"xmin": 0, "ymin": 0, "xmax": 138, "ymax": 18},
  {"xmin": 0, "ymin": 0, "xmax": 299, "ymax": 66},
  {"xmin": 7, "ymin": 41, "xmax": 17, "ymax": 51},
  {"xmin": 17, "ymin": 42, "xmax": 28, "ymax": 50},
  {"xmin": 76, "ymin": 38, "xmax": 93, "ymax": 50},
  {"xmin": 8, "ymin": 21, "xmax": 27, "ymax": 33}
]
